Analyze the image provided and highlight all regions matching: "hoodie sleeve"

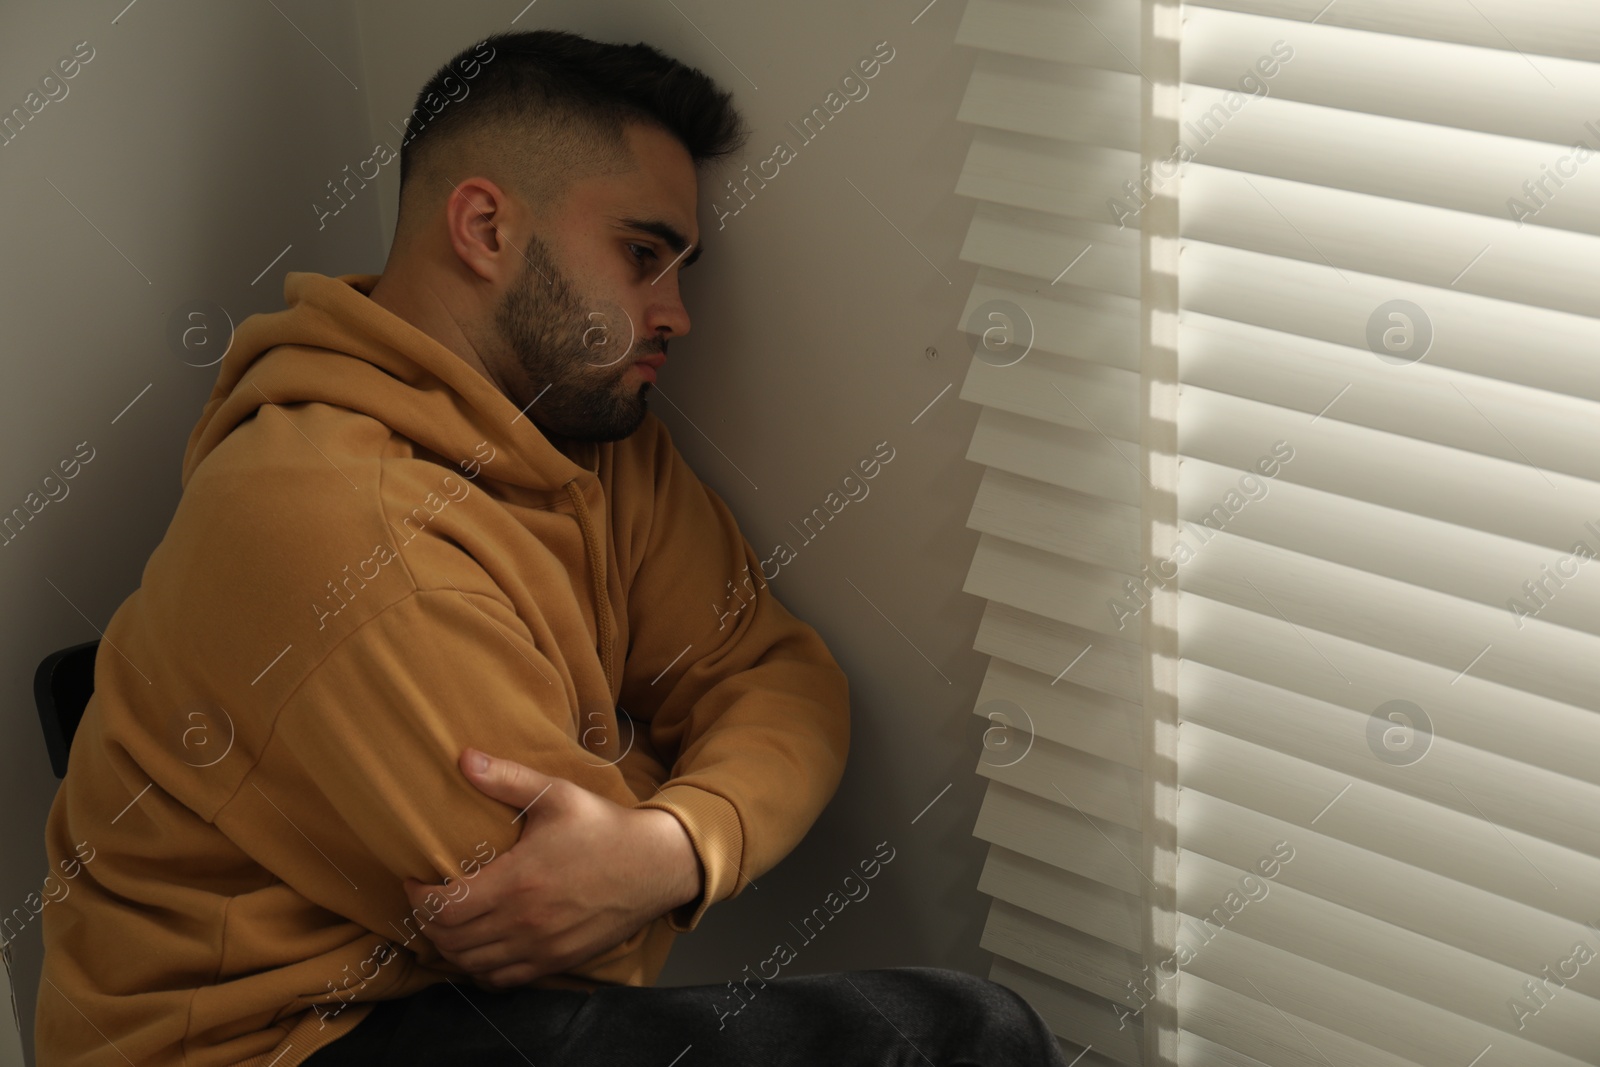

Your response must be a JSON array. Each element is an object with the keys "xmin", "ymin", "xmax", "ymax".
[
  {"xmin": 220, "ymin": 587, "xmax": 653, "ymax": 969},
  {"xmin": 617, "ymin": 422, "xmax": 852, "ymax": 933}
]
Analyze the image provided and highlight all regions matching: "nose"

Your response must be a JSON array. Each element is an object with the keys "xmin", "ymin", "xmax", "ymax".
[{"xmin": 644, "ymin": 274, "xmax": 691, "ymax": 342}]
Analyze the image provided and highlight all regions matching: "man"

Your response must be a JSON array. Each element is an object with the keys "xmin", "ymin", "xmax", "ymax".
[{"xmin": 36, "ymin": 28, "xmax": 1067, "ymax": 1066}]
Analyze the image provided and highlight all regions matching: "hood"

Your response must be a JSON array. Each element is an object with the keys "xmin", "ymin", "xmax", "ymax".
[{"xmin": 180, "ymin": 271, "xmax": 600, "ymax": 495}]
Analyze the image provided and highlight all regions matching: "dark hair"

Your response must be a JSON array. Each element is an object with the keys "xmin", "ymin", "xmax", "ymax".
[{"xmin": 394, "ymin": 29, "xmax": 747, "ymax": 227}]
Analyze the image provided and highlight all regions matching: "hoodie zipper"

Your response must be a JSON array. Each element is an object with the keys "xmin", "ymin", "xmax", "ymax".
[{"xmin": 564, "ymin": 479, "xmax": 614, "ymax": 694}]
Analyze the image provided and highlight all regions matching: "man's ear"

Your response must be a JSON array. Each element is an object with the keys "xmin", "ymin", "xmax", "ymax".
[{"xmin": 443, "ymin": 175, "xmax": 522, "ymax": 284}]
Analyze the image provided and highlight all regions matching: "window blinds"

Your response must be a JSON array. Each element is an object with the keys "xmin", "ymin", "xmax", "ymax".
[
  {"xmin": 953, "ymin": 0, "xmax": 1600, "ymax": 1063},
  {"xmin": 953, "ymin": 0, "xmax": 1156, "ymax": 1063},
  {"xmin": 1173, "ymin": 2, "xmax": 1600, "ymax": 1064}
]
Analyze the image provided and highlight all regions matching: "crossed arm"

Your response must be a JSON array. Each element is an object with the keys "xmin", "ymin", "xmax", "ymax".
[
  {"xmin": 257, "ymin": 435, "xmax": 849, "ymax": 989},
  {"xmin": 399, "ymin": 746, "xmax": 704, "ymax": 989}
]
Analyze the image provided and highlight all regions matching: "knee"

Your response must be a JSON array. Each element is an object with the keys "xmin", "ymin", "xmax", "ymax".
[{"xmin": 909, "ymin": 968, "xmax": 1062, "ymax": 1064}]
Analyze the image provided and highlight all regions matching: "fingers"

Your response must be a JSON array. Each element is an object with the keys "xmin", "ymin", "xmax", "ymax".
[
  {"xmin": 410, "ymin": 903, "xmax": 504, "ymax": 954},
  {"xmin": 460, "ymin": 748, "xmax": 562, "ymax": 814},
  {"xmin": 439, "ymin": 937, "xmax": 538, "ymax": 980},
  {"xmin": 402, "ymin": 871, "xmax": 502, "ymax": 930}
]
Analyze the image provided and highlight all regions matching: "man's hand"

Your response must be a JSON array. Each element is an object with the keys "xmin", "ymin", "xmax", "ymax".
[{"xmin": 402, "ymin": 747, "xmax": 703, "ymax": 990}]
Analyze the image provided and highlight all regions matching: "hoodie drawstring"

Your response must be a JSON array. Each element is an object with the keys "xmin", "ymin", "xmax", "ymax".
[{"xmin": 565, "ymin": 479, "xmax": 614, "ymax": 694}]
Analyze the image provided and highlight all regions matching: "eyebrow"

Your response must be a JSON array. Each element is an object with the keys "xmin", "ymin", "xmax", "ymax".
[{"xmin": 615, "ymin": 216, "xmax": 701, "ymax": 269}]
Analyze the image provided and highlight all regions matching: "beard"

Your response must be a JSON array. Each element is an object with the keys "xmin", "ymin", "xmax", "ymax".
[{"xmin": 492, "ymin": 233, "xmax": 658, "ymax": 444}]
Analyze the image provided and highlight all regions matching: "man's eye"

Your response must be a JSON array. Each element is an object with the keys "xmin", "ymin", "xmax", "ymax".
[{"xmin": 627, "ymin": 243, "xmax": 656, "ymax": 262}]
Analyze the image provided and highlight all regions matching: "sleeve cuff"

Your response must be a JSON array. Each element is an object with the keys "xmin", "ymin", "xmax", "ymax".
[{"xmin": 634, "ymin": 783, "xmax": 744, "ymax": 933}]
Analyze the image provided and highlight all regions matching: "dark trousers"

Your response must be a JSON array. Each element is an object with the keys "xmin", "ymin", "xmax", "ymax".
[{"xmin": 301, "ymin": 966, "xmax": 1069, "ymax": 1066}]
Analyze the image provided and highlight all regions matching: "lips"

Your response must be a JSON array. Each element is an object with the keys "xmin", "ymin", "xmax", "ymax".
[{"xmin": 635, "ymin": 352, "xmax": 666, "ymax": 368}]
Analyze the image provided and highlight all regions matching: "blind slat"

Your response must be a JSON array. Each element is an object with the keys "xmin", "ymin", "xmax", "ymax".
[
  {"xmin": 975, "ymin": 655, "xmax": 1143, "ymax": 768},
  {"xmin": 1181, "ymin": 791, "xmax": 1600, "ymax": 1006},
  {"xmin": 968, "ymin": 406, "xmax": 1141, "ymax": 506},
  {"xmin": 968, "ymin": 466, "xmax": 1139, "ymax": 573},
  {"xmin": 1180, "ymin": 384, "xmax": 1600, "ymax": 560},
  {"xmin": 974, "ymin": 780, "xmax": 1146, "ymax": 893},
  {"xmin": 1184, "ymin": 925, "xmax": 1592, "ymax": 1067},
  {"xmin": 1181, "ymin": 973, "xmax": 1426, "ymax": 1067},
  {"xmin": 961, "ymin": 269, "xmax": 1140, "ymax": 372},
  {"xmin": 1181, "ymin": 594, "xmax": 1600, "ymax": 790},
  {"xmin": 978, "ymin": 844, "xmax": 1144, "ymax": 954},
  {"xmin": 960, "ymin": 51, "xmax": 1139, "ymax": 149},
  {"xmin": 957, "ymin": 127, "xmax": 1138, "ymax": 224},
  {"xmin": 1181, "ymin": 848, "xmax": 1600, "ymax": 1057},
  {"xmin": 961, "ymin": 340, "xmax": 1138, "ymax": 440},
  {"xmin": 1180, "ymin": 313, "xmax": 1600, "ymax": 486},
  {"xmin": 966, "ymin": 531, "xmax": 1141, "ymax": 636},
  {"xmin": 1180, "ymin": 241, "xmax": 1600, "ymax": 404},
  {"xmin": 981, "ymin": 898, "xmax": 1143, "ymax": 1007},
  {"xmin": 1182, "ymin": 6, "xmax": 1600, "ymax": 141},
  {"xmin": 976, "ymin": 731, "xmax": 1142, "ymax": 831},
  {"xmin": 1180, "ymin": 526, "xmax": 1600, "ymax": 714},
  {"xmin": 957, "ymin": 0, "xmax": 1139, "ymax": 69},
  {"xmin": 963, "ymin": 200, "xmax": 1136, "ymax": 297},
  {"xmin": 1184, "ymin": 0, "xmax": 1600, "ymax": 64},
  {"xmin": 1180, "ymin": 724, "xmax": 1596, "ymax": 928},
  {"xmin": 975, "ymin": 599, "xmax": 1142, "ymax": 704},
  {"xmin": 1181, "ymin": 162, "xmax": 1600, "ymax": 317}
]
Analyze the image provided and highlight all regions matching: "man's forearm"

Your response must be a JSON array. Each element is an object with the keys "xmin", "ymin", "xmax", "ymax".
[{"xmin": 637, "ymin": 807, "xmax": 704, "ymax": 917}]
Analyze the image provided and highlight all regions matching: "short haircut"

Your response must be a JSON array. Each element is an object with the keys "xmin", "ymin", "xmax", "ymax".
[{"xmin": 394, "ymin": 29, "xmax": 748, "ymax": 236}]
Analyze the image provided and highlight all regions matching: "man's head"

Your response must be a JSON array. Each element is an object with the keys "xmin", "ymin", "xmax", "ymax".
[{"xmin": 377, "ymin": 30, "xmax": 747, "ymax": 443}]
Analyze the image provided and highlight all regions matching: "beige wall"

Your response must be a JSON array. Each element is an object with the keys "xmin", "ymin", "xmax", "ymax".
[
  {"xmin": 0, "ymin": 2, "xmax": 380, "ymax": 1062},
  {"xmin": 1, "ymin": 1, "xmax": 987, "ymax": 1062}
]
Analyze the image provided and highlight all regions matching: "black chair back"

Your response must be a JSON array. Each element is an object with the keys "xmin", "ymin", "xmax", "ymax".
[{"xmin": 34, "ymin": 640, "xmax": 99, "ymax": 779}]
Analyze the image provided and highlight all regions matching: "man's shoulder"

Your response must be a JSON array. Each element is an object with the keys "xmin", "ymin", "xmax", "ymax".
[
  {"xmin": 184, "ymin": 399, "xmax": 393, "ymax": 503},
  {"xmin": 146, "ymin": 408, "xmax": 449, "ymax": 667},
  {"xmin": 175, "ymin": 404, "xmax": 402, "ymax": 568}
]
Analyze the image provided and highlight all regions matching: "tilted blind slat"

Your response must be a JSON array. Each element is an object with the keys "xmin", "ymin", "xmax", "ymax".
[
  {"xmin": 974, "ymin": 600, "xmax": 1142, "ymax": 704},
  {"xmin": 960, "ymin": 51, "xmax": 1140, "ymax": 149},
  {"xmin": 1183, "ymin": 0, "xmax": 1600, "ymax": 64},
  {"xmin": 1180, "ymin": 241, "xmax": 1600, "ymax": 404},
  {"xmin": 958, "ymin": 127, "xmax": 1140, "ymax": 224},
  {"xmin": 1181, "ymin": 973, "xmax": 1426, "ymax": 1067},
  {"xmin": 961, "ymin": 269, "xmax": 1141, "ymax": 372},
  {"xmin": 963, "ymin": 201, "xmax": 1136, "ymax": 296},
  {"xmin": 1179, "ymin": 849, "xmax": 1600, "ymax": 1058},
  {"xmin": 974, "ymin": 656, "xmax": 1143, "ymax": 768},
  {"xmin": 981, "ymin": 898, "xmax": 1144, "ymax": 1008},
  {"xmin": 957, "ymin": 0, "xmax": 1139, "ymax": 69},
  {"xmin": 1179, "ymin": 586, "xmax": 1600, "ymax": 790},
  {"xmin": 950, "ymin": 7, "xmax": 1155, "ymax": 1048},
  {"xmin": 977, "ymin": 731, "xmax": 1142, "ymax": 831},
  {"xmin": 979, "ymin": 844, "xmax": 1144, "ymax": 954},
  {"xmin": 1179, "ymin": 791, "xmax": 1600, "ymax": 1006},
  {"xmin": 1180, "ymin": 313, "xmax": 1600, "ymax": 486},
  {"xmin": 1183, "ymin": 928, "xmax": 1591, "ymax": 1067},
  {"xmin": 1179, "ymin": 384, "xmax": 1600, "ymax": 564},
  {"xmin": 1181, "ymin": 6, "xmax": 1600, "ymax": 141},
  {"xmin": 1180, "ymin": 164, "xmax": 1600, "ymax": 318},
  {"xmin": 968, "ymin": 466, "xmax": 1140, "ymax": 573},
  {"xmin": 1178, "ymin": 523, "xmax": 1600, "ymax": 715},
  {"xmin": 968, "ymin": 406, "xmax": 1141, "ymax": 506},
  {"xmin": 973, "ymin": 780, "xmax": 1147, "ymax": 893},
  {"xmin": 1180, "ymin": 724, "xmax": 1595, "ymax": 930}
]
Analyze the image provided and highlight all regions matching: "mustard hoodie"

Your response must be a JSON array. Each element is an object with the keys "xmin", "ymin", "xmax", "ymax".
[{"xmin": 34, "ymin": 271, "xmax": 851, "ymax": 1066}]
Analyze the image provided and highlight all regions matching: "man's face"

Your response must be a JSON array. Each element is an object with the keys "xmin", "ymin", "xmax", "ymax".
[{"xmin": 493, "ymin": 122, "xmax": 700, "ymax": 444}]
